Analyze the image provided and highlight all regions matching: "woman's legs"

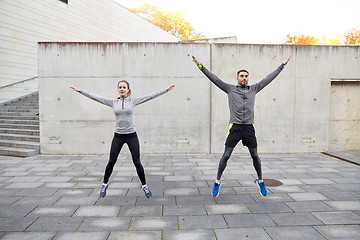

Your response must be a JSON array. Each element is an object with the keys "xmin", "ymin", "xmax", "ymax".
[
  {"xmin": 103, "ymin": 133, "xmax": 125, "ymax": 184},
  {"xmin": 126, "ymin": 132, "xmax": 146, "ymax": 185}
]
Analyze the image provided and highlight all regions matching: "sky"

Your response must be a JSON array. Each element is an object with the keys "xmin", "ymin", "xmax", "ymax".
[{"xmin": 114, "ymin": 0, "xmax": 360, "ymax": 44}]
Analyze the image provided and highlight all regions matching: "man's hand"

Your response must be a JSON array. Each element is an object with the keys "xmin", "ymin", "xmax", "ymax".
[
  {"xmin": 192, "ymin": 56, "xmax": 200, "ymax": 65},
  {"xmin": 283, "ymin": 55, "xmax": 292, "ymax": 65}
]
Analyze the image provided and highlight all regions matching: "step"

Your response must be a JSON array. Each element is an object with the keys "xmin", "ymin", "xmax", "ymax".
[
  {"xmin": 0, "ymin": 133, "xmax": 40, "ymax": 142},
  {"xmin": 0, "ymin": 146, "xmax": 39, "ymax": 157},
  {"xmin": 0, "ymin": 139, "xmax": 39, "ymax": 149},
  {"xmin": 3, "ymin": 102, "xmax": 38, "ymax": 107},
  {"xmin": 0, "ymin": 119, "xmax": 39, "ymax": 125},
  {"xmin": 0, "ymin": 128, "xmax": 39, "ymax": 136},
  {"xmin": 1, "ymin": 106, "xmax": 38, "ymax": 112},
  {"xmin": 0, "ymin": 123, "xmax": 39, "ymax": 130},
  {"xmin": 0, "ymin": 115, "xmax": 39, "ymax": 121},
  {"xmin": 0, "ymin": 112, "xmax": 38, "ymax": 116}
]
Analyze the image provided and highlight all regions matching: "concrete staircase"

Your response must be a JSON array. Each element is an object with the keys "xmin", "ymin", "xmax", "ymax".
[{"xmin": 0, "ymin": 93, "xmax": 40, "ymax": 157}]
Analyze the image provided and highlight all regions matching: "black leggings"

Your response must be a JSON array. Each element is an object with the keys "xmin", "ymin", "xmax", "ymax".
[
  {"xmin": 103, "ymin": 132, "xmax": 146, "ymax": 185},
  {"xmin": 216, "ymin": 146, "xmax": 262, "ymax": 180}
]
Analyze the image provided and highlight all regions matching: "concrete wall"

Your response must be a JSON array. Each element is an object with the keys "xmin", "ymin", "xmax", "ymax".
[
  {"xmin": 38, "ymin": 42, "xmax": 360, "ymax": 154},
  {"xmin": 38, "ymin": 42, "xmax": 210, "ymax": 154},
  {"xmin": 0, "ymin": 0, "xmax": 178, "ymax": 98}
]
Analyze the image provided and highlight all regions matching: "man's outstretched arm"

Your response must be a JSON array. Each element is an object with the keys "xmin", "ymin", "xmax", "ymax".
[
  {"xmin": 254, "ymin": 55, "xmax": 292, "ymax": 93},
  {"xmin": 192, "ymin": 56, "xmax": 231, "ymax": 93}
]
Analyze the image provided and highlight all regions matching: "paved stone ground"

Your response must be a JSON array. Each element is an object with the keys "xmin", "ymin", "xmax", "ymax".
[{"xmin": 0, "ymin": 151, "xmax": 360, "ymax": 240}]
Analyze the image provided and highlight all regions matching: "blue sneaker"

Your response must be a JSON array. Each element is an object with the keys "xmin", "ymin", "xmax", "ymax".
[
  {"xmin": 212, "ymin": 181, "xmax": 221, "ymax": 197},
  {"xmin": 257, "ymin": 180, "xmax": 267, "ymax": 197}
]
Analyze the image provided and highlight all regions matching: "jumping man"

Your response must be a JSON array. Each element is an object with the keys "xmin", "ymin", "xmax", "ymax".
[{"xmin": 192, "ymin": 55, "xmax": 291, "ymax": 197}]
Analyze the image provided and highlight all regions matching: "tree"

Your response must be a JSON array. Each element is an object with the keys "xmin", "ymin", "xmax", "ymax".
[
  {"xmin": 128, "ymin": 4, "xmax": 205, "ymax": 41},
  {"xmin": 344, "ymin": 26, "xmax": 360, "ymax": 45},
  {"xmin": 284, "ymin": 34, "xmax": 343, "ymax": 45},
  {"xmin": 284, "ymin": 34, "xmax": 322, "ymax": 45}
]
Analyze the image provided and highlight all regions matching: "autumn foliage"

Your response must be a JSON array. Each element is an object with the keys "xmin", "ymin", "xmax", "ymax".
[
  {"xmin": 284, "ymin": 26, "xmax": 360, "ymax": 45},
  {"xmin": 344, "ymin": 26, "xmax": 360, "ymax": 45},
  {"xmin": 128, "ymin": 4, "xmax": 205, "ymax": 41}
]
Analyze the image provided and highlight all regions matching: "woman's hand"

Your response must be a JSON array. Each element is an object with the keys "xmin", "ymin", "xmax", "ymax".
[
  {"xmin": 70, "ymin": 86, "xmax": 80, "ymax": 92},
  {"xmin": 167, "ymin": 85, "xmax": 175, "ymax": 92}
]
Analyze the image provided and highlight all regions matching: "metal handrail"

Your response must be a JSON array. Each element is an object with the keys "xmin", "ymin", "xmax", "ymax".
[{"xmin": 0, "ymin": 76, "xmax": 38, "ymax": 90}]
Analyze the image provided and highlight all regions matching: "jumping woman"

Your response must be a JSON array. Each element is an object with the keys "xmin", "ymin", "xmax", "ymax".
[{"xmin": 70, "ymin": 81, "xmax": 175, "ymax": 198}]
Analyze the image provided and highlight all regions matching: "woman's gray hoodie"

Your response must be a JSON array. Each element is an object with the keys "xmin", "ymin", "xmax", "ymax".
[{"xmin": 79, "ymin": 89, "xmax": 167, "ymax": 134}]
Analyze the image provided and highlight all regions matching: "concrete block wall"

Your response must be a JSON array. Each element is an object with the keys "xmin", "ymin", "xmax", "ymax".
[
  {"xmin": 38, "ymin": 42, "xmax": 211, "ymax": 154},
  {"xmin": 38, "ymin": 42, "xmax": 360, "ymax": 154}
]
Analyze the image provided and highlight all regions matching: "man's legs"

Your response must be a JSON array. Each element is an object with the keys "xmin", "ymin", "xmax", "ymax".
[
  {"xmin": 216, "ymin": 146, "xmax": 234, "ymax": 181},
  {"xmin": 212, "ymin": 146, "xmax": 234, "ymax": 197},
  {"xmin": 248, "ymin": 147, "xmax": 262, "ymax": 180},
  {"xmin": 248, "ymin": 146, "xmax": 267, "ymax": 196}
]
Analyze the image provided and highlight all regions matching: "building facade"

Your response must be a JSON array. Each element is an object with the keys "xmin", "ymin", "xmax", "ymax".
[{"xmin": 0, "ymin": 0, "xmax": 179, "ymax": 102}]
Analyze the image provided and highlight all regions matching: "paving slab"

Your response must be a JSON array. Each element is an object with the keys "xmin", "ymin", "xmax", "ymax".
[
  {"xmin": 314, "ymin": 225, "xmax": 360, "ymax": 239},
  {"xmin": 163, "ymin": 229, "xmax": 216, "ymax": 240},
  {"xmin": 312, "ymin": 211, "xmax": 360, "ymax": 224},
  {"xmin": 26, "ymin": 216, "xmax": 84, "ymax": 231},
  {"xmin": 215, "ymin": 227, "xmax": 271, "ymax": 240},
  {"xmin": 77, "ymin": 217, "xmax": 130, "ymax": 231},
  {"xmin": 108, "ymin": 231, "xmax": 161, "ymax": 240},
  {"xmin": 54, "ymin": 232, "xmax": 109, "ymax": 240},
  {"xmin": 0, "ymin": 232, "xmax": 56, "ymax": 240},
  {"xmin": 73, "ymin": 206, "xmax": 120, "ymax": 217},
  {"xmin": 0, "ymin": 217, "xmax": 37, "ymax": 231},
  {"xmin": 129, "ymin": 216, "xmax": 178, "ymax": 230},
  {"xmin": 178, "ymin": 215, "xmax": 227, "ymax": 229},
  {"xmin": 224, "ymin": 213, "xmax": 276, "ymax": 227},
  {"xmin": 264, "ymin": 226, "xmax": 326, "ymax": 240},
  {"xmin": 268, "ymin": 212, "xmax": 324, "ymax": 226}
]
